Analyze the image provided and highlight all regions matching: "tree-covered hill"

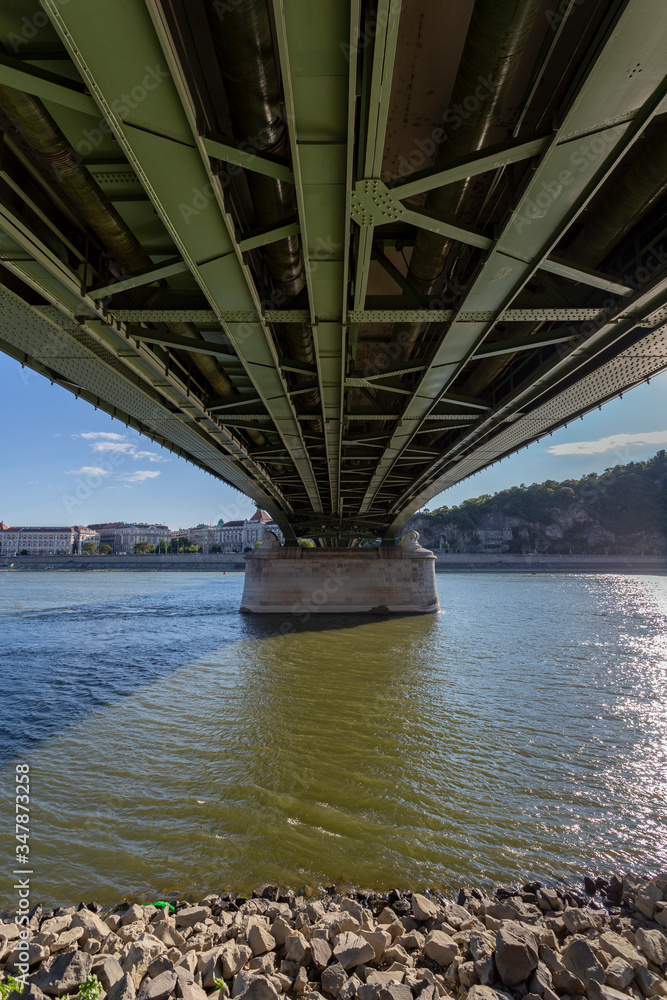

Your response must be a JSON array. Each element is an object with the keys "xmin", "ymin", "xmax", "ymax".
[{"xmin": 408, "ymin": 451, "xmax": 667, "ymax": 555}]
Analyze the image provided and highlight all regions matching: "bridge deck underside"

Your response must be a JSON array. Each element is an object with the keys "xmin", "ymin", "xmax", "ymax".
[{"xmin": 0, "ymin": 0, "xmax": 665, "ymax": 542}]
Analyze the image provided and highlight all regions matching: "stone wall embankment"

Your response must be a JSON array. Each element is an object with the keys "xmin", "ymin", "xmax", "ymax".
[{"xmin": 1, "ymin": 874, "xmax": 667, "ymax": 1000}]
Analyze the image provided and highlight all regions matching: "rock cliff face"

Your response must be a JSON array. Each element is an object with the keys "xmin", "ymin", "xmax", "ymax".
[{"xmin": 404, "ymin": 453, "xmax": 667, "ymax": 555}]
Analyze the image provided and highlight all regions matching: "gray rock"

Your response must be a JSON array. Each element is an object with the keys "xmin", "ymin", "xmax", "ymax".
[
  {"xmin": 466, "ymin": 987, "xmax": 511, "ymax": 1000},
  {"xmin": 154, "ymin": 922, "xmax": 186, "ymax": 950},
  {"xmin": 562, "ymin": 939, "xmax": 605, "ymax": 987},
  {"xmin": 136, "ymin": 970, "xmax": 177, "ymax": 1000},
  {"xmin": 562, "ymin": 908, "xmax": 604, "ymax": 934},
  {"xmin": 270, "ymin": 916, "xmax": 293, "ymax": 947},
  {"xmin": 71, "ymin": 911, "xmax": 111, "ymax": 945},
  {"xmin": 599, "ymin": 932, "xmax": 644, "ymax": 966},
  {"xmin": 93, "ymin": 956, "xmax": 125, "ymax": 990},
  {"xmin": 333, "ymin": 933, "xmax": 375, "ymax": 971},
  {"xmin": 339, "ymin": 976, "xmax": 362, "ymax": 1000},
  {"xmin": 233, "ymin": 972, "xmax": 260, "ymax": 998},
  {"xmin": 366, "ymin": 972, "xmax": 405, "ymax": 988},
  {"xmin": 495, "ymin": 922, "xmax": 539, "ymax": 987},
  {"xmin": 321, "ymin": 963, "xmax": 348, "ymax": 997},
  {"xmin": 122, "ymin": 936, "xmax": 167, "ymax": 989},
  {"xmin": 636, "ymin": 928, "xmax": 667, "ymax": 968},
  {"xmin": 411, "ymin": 895, "xmax": 437, "ymax": 922},
  {"xmin": 248, "ymin": 925, "xmax": 276, "ymax": 958},
  {"xmin": 444, "ymin": 904, "xmax": 475, "ymax": 930},
  {"xmin": 423, "ymin": 930, "xmax": 458, "ymax": 967},
  {"xmin": 458, "ymin": 962, "xmax": 479, "ymax": 988},
  {"xmin": 30, "ymin": 950, "xmax": 94, "ymax": 996},
  {"xmin": 311, "ymin": 937, "xmax": 332, "ymax": 970},
  {"xmin": 285, "ymin": 932, "xmax": 310, "ymax": 966},
  {"xmin": 634, "ymin": 964, "xmax": 667, "ymax": 998},
  {"xmin": 474, "ymin": 955, "xmax": 495, "ymax": 986},
  {"xmin": 235, "ymin": 980, "xmax": 280, "ymax": 1000},
  {"xmin": 8, "ymin": 988, "xmax": 47, "ymax": 1000},
  {"xmin": 604, "ymin": 957, "xmax": 634, "ymax": 991},
  {"xmin": 121, "ymin": 906, "xmax": 147, "ymax": 928},
  {"xmin": 378, "ymin": 985, "xmax": 412, "ymax": 1000},
  {"xmin": 175, "ymin": 908, "xmax": 210, "ymax": 930},
  {"xmin": 634, "ymin": 884, "xmax": 663, "ymax": 921},
  {"xmin": 175, "ymin": 985, "xmax": 207, "ymax": 1000},
  {"xmin": 359, "ymin": 931, "xmax": 390, "ymax": 964},
  {"xmin": 589, "ymin": 981, "xmax": 638, "ymax": 1000},
  {"xmin": 107, "ymin": 974, "xmax": 138, "ymax": 1000},
  {"xmin": 293, "ymin": 968, "xmax": 309, "ymax": 995}
]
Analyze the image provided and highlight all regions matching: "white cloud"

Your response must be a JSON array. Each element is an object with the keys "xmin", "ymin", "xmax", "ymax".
[
  {"xmin": 132, "ymin": 450, "xmax": 169, "ymax": 462},
  {"xmin": 118, "ymin": 470, "xmax": 161, "ymax": 483},
  {"xmin": 547, "ymin": 430, "xmax": 667, "ymax": 456},
  {"xmin": 76, "ymin": 431, "xmax": 125, "ymax": 441},
  {"xmin": 90, "ymin": 441, "xmax": 135, "ymax": 453},
  {"xmin": 66, "ymin": 466, "xmax": 111, "ymax": 476}
]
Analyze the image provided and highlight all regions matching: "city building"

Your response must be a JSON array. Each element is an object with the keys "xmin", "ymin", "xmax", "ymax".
[
  {"xmin": 88, "ymin": 522, "xmax": 127, "ymax": 548},
  {"xmin": 215, "ymin": 510, "xmax": 284, "ymax": 552},
  {"xmin": 0, "ymin": 523, "xmax": 99, "ymax": 555},
  {"xmin": 114, "ymin": 523, "xmax": 169, "ymax": 553}
]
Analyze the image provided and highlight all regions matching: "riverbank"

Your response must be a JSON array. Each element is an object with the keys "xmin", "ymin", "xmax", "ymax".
[
  {"xmin": 1, "ymin": 554, "xmax": 665, "ymax": 574},
  {"xmin": 2, "ymin": 875, "xmax": 666, "ymax": 1000}
]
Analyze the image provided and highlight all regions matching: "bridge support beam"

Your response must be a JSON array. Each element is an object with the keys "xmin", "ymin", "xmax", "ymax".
[{"xmin": 240, "ymin": 534, "xmax": 439, "ymax": 614}]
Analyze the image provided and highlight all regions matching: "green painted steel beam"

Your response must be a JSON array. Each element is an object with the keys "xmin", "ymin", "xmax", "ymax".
[
  {"xmin": 272, "ymin": 0, "xmax": 354, "ymax": 515},
  {"xmin": 0, "ymin": 53, "xmax": 99, "ymax": 116},
  {"xmin": 202, "ymin": 132, "xmax": 295, "ymax": 184},
  {"xmin": 90, "ymin": 257, "xmax": 190, "ymax": 298},
  {"xmin": 539, "ymin": 257, "xmax": 633, "ymax": 295},
  {"xmin": 388, "ymin": 132, "xmax": 552, "ymax": 201},
  {"xmin": 128, "ymin": 328, "xmax": 238, "ymax": 361},
  {"xmin": 473, "ymin": 332, "xmax": 577, "ymax": 359},
  {"xmin": 237, "ymin": 218, "xmax": 300, "ymax": 253},
  {"xmin": 348, "ymin": 308, "xmax": 605, "ymax": 322}
]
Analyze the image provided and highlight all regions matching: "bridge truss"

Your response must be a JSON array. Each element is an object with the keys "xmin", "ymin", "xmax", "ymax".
[{"xmin": 0, "ymin": 0, "xmax": 666, "ymax": 543}]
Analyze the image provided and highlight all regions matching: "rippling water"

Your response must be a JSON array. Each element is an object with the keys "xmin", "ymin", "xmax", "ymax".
[{"xmin": 1, "ymin": 570, "xmax": 666, "ymax": 906}]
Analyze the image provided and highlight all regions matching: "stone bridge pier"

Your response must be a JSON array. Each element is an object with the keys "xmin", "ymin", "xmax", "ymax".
[{"xmin": 240, "ymin": 532, "xmax": 439, "ymax": 615}]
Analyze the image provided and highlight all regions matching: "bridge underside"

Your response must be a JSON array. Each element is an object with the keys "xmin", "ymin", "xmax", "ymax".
[{"xmin": 0, "ymin": 0, "xmax": 666, "ymax": 546}]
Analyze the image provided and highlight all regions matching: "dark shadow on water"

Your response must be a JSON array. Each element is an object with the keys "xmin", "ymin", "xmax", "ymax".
[{"xmin": 1, "ymin": 573, "xmax": 437, "ymax": 766}]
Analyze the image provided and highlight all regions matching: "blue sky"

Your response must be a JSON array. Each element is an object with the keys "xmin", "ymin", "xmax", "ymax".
[{"xmin": 0, "ymin": 351, "xmax": 665, "ymax": 527}]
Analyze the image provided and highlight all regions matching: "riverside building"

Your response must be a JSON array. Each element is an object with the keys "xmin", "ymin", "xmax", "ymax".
[
  {"xmin": 113, "ymin": 523, "xmax": 169, "ymax": 553},
  {"xmin": 0, "ymin": 523, "xmax": 99, "ymax": 555}
]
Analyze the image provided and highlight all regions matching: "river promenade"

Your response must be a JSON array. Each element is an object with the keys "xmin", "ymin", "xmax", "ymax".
[
  {"xmin": 1, "ymin": 554, "xmax": 665, "ymax": 574},
  {"xmin": 2, "ymin": 876, "xmax": 667, "ymax": 1000}
]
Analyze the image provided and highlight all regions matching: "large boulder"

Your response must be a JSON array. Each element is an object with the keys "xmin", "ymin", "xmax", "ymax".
[
  {"xmin": 561, "ymin": 939, "xmax": 605, "ymax": 987},
  {"xmin": 107, "ymin": 974, "xmax": 137, "ymax": 1000},
  {"xmin": 92, "ymin": 956, "xmax": 125, "ymax": 991},
  {"xmin": 122, "ymin": 936, "xmax": 167, "ymax": 989},
  {"xmin": 321, "ymin": 963, "xmax": 348, "ymax": 997},
  {"xmin": 494, "ymin": 922, "xmax": 539, "ymax": 987},
  {"xmin": 136, "ymin": 971, "xmax": 177, "ymax": 1000},
  {"xmin": 423, "ymin": 931, "xmax": 458, "ymax": 967},
  {"xmin": 248, "ymin": 925, "xmax": 276, "ymax": 958},
  {"xmin": 603, "ymin": 958, "xmax": 634, "ymax": 991},
  {"xmin": 234, "ymin": 980, "xmax": 280, "ymax": 1000},
  {"xmin": 411, "ymin": 895, "xmax": 437, "ymax": 922},
  {"xmin": 71, "ymin": 911, "xmax": 111, "ymax": 945},
  {"xmin": 636, "ymin": 928, "xmax": 667, "ymax": 968},
  {"xmin": 175, "ymin": 908, "xmax": 210, "ymax": 930},
  {"xmin": 30, "ymin": 950, "xmax": 94, "ymax": 996},
  {"xmin": 333, "ymin": 932, "xmax": 375, "ymax": 971}
]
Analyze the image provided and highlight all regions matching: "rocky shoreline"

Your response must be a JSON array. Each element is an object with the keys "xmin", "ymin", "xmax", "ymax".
[{"xmin": 1, "ymin": 875, "xmax": 666, "ymax": 1000}]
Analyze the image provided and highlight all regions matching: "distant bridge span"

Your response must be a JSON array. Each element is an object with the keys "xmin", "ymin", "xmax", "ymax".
[{"xmin": 0, "ymin": 0, "xmax": 666, "ymax": 552}]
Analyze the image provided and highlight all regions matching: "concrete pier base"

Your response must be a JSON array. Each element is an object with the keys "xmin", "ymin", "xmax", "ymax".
[{"xmin": 240, "ymin": 532, "xmax": 439, "ymax": 614}]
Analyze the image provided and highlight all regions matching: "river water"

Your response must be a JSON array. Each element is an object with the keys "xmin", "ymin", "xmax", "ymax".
[{"xmin": 1, "ymin": 570, "xmax": 666, "ymax": 907}]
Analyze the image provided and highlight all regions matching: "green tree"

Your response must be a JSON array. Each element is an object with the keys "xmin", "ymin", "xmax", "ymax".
[
  {"xmin": 81, "ymin": 541, "xmax": 98, "ymax": 555},
  {"xmin": 99, "ymin": 544, "xmax": 113, "ymax": 555},
  {"xmin": 134, "ymin": 541, "xmax": 150, "ymax": 554}
]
